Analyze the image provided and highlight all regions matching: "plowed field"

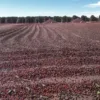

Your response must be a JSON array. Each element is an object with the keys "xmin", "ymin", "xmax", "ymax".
[{"xmin": 0, "ymin": 23, "xmax": 100, "ymax": 100}]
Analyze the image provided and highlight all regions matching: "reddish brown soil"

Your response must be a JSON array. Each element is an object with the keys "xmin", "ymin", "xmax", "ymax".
[{"xmin": 0, "ymin": 23, "xmax": 100, "ymax": 99}]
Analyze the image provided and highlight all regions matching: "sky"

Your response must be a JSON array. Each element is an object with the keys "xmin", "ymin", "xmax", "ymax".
[{"xmin": 0, "ymin": 0, "xmax": 100, "ymax": 17}]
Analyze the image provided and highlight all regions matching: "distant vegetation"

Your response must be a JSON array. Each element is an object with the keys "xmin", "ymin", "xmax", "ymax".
[{"xmin": 0, "ymin": 15, "xmax": 100, "ymax": 23}]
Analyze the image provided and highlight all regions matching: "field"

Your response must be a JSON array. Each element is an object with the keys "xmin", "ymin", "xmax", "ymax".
[{"xmin": 0, "ymin": 23, "xmax": 100, "ymax": 100}]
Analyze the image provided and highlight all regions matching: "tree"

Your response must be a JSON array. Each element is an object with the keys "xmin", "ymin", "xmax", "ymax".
[
  {"xmin": 72, "ymin": 15, "xmax": 79, "ymax": 20},
  {"xmin": 98, "ymin": 15, "xmax": 100, "ymax": 21},
  {"xmin": 61, "ymin": 16, "xmax": 72, "ymax": 22},
  {"xmin": 4, "ymin": 17, "xmax": 16, "ymax": 23},
  {"xmin": 30, "ymin": 17, "xmax": 35, "ymax": 23},
  {"xmin": 21, "ymin": 17, "xmax": 25, "ymax": 23},
  {"xmin": 67, "ymin": 17, "xmax": 72, "ymax": 22},
  {"xmin": 81, "ymin": 15, "xmax": 89, "ymax": 21},
  {"xmin": 54, "ymin": 16, "xmax": 62, "ymax": 22},
  {"xmin": 0, "ymin": 17, "xmax": 6, "ymax": 23},
  {"xmin": 12, "ymin": 17, "xmax": 18, "ymax": 23},
  {"xmin": 0, "ymin": 17, "xmax": 1, "ymax": 23},
  {"xmin": 0, "ymin": 15, "xmax": 100, "ymax": 23},
  {"xmin": 62, "ymin": 16, "xmax": 67, "ymax": 22},
  {"xmin": 16, "ymin": 17, "xmax": 20, "ymax": 23},
  {"xmin": 90, "ymin": 15, "xmax": 98, "ymax": 21},
  {"xmin": 53, "ymin": 16, "xmax": 58, "ymax": 22},
  {"xmin": 34, "ymin": 17, "xmax": 39, "ymax": 23},
  {"xmin": 25, "ymin": 16, "xmax": 30, "ymax": 23},
  {"xmin": 38, "ymin": 16, "xmax": 44, "ymax": 23}
]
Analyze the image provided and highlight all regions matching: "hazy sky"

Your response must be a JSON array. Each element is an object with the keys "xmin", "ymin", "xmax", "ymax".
[{"xmin": 0, "ymin": 0, "xmax": 100, "ymax": 17}]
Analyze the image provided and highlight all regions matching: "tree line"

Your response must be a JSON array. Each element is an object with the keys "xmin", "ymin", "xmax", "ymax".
[{"xmin": 0, "ymin": 15, "xmax": 100, "ymax": 23}]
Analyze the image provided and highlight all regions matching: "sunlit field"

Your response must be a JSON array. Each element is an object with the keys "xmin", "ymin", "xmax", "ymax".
[{"xmin": 0, "ymin": 22, "xmax": 100, "ymax": 99}]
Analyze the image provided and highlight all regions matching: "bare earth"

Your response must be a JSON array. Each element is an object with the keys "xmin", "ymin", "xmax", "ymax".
[{"xmin": 0, "ymin": 23, "xmax": 100, "ymax": 100}]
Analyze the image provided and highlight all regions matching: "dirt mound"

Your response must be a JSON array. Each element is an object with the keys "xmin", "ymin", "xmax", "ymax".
[
  {"xmin": 43, "ymin": 19, "xmax": 56, "ymax": 24},
  {"xmin": 71, "ymin": 18, "xmax": 84, "ymax": 23}
]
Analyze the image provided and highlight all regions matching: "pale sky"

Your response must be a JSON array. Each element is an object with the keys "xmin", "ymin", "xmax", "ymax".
[{"xmin": 0, "ymin": 0, "xmax": 100, "ymax": 17}]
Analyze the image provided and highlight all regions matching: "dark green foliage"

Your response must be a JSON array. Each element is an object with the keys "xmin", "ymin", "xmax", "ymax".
[
  {"xmin": 90, "ymin": 15, "xmax": 98, "ymax": 21},
  {"xmin": 53, "ymin": 16, "xmax": 62, "ymax": 22},
  {"xmin": 38, "ymin": 16, "xmax": 44, "ymax": 23},
  {"xmin": 17, "ymin": 17, "xmax": 25, "ymax": 23},
  {"xmin": 81, "ymin": 15, "xmax": 89, "ymax": 21},
  {"xmin": 72, "ymin": 15, "xmax": 79, "ymax": 20},
  {"xmin": 99, "ymin": 15, "xmax": 100, "ymax": 21},
  {"xmin": 0, "ymin": 15, "xmax": 99, "ymax": 23},
  {"xmin": 0, "ymin": 17, "xmax": 6, "ymax": 23},
  {"xmin": 62, "ymin": 16, "xmax": 72, "ymax": 22},
  {"xmin": 62, "ymin": 16, "xmax": 67, "ymax": 22}
]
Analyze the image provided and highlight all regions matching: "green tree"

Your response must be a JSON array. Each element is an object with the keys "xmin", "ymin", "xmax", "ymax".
[
  {"xmin": 81, "ymin": 15, "xmax": 89, "ymax": 21},
  {"xmin": 72, "ymin": 15, "xmax": 79, "ymax": 20},
  {"xmin": 62, "ymin": 16, "xmax": 67, "ymax": 22},
  {"xmin": 98, "ymin": 15, "xmax": 100, "ymax": 21},
  {"xmin": 0, "ymin": 17, "xmax": 6, "ymax": 23},
  {"xmin": 90, "ymin": 15, "xmax": 98, "ymax": 21},
  {"xmin": 67, "ymin": 17, "xmax": 72, "ymax": 22}
]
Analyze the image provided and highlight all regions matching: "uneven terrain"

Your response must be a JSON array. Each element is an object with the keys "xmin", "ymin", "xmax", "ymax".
[{"xmin": 0, "ymin": 23, "xmax": 100, "ymax": 99}]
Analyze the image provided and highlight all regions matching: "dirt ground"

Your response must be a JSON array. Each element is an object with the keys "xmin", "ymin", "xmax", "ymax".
[{"xmin": 0, "ymin": 23, "xmax": 100, "ymax": 99}]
